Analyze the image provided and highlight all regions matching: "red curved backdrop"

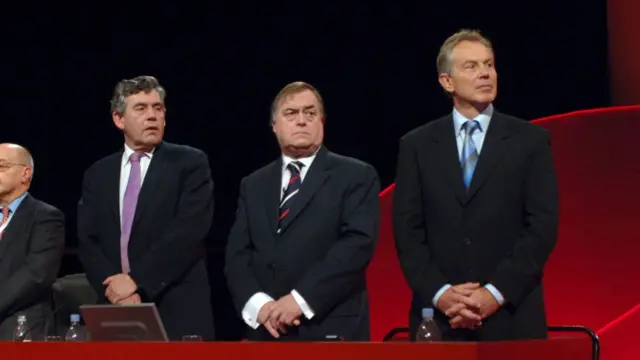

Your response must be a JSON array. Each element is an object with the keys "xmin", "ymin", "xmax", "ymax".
[{"xmin": 366, "ymin": 105, "xmax": 640, "ymax": 360}]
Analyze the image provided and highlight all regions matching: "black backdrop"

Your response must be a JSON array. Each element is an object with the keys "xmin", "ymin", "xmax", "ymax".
[{"xmin": 1, "ymin": 0, "xmax": 608, "ymax": 339}]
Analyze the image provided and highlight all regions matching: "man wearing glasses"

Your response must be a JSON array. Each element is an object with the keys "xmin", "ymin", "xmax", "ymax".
[{"xmin": 0, "ymin": 143, "xmax": 65, "ymax": 340}]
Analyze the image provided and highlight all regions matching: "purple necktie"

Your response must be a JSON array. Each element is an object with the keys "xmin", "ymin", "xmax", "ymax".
[{"xmin": 120, "ymin": 152, "xmax": 145, "ymax": 273}]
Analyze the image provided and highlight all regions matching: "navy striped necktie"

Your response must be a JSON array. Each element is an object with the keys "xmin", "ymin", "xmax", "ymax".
[{"xmin": 278, "ymin": 161, "xmax": 304, "ymax": 233}]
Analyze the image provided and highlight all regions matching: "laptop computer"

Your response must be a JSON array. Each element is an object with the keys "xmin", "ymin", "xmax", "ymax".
[{"xmin": 79, "ymin": 303, "xmax": 169, "ymax": 341}]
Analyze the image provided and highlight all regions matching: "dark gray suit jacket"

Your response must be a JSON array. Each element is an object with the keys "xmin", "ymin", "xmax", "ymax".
[
  {"xmin": 0, "ymin": 194, "xmax": 65, "ymax": 340},
  {"xmin": 225, "ymin": 146, "xmax": 380, "ymax": 341}
]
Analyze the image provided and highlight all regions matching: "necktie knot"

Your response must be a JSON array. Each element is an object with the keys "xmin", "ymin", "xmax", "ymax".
[
  {"xmin": 129, "ymin": 152, "xmax": 145, "ymax": 163},
  {"xmin": 462, "ymin": 120, "xmax": 481, "ymax": 136},
  {"xmin": 287, "ymin": 161, "xmax": 304, "ymax": 175}
]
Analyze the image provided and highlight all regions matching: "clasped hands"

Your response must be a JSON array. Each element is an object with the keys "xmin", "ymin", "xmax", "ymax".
[
  {"xmin": 435, "ymin": 283, "xmax": 500, "ymax": 329},
  {"xmin": 103, "ymin": 274, "xmax": 141, "ymax": 305},
  {"xmin": 257, "ymin": 294, "xmax": 303, "ymax": 338}
]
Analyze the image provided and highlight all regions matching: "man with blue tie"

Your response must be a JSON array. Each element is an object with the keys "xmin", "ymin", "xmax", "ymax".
[
  {"xmin": 392, "ymin": 29, "xmax": 559, "ymax": 341},
  {"xmin": 0, "ymin": 143, "xmax": 65, "ymax": 340},
  {"xmin": 225, "ymin": 81, "xmax": 380, "ymax": 341}
]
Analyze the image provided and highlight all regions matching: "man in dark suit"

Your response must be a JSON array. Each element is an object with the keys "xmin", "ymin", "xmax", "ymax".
[
  {"xmin": 0, "ymin": 143, "xmax": 65, "ymax": 340},
  {"xmin": 225, "ymin": 81, "xmax": 380, "ymax": 341},
  {"xmin": 393, "ymin": 30, "xmax": 559, "ymax": 341},
  {"xmin": 77, "ymin": 76, "xmax": 215, "ymax": 340}
]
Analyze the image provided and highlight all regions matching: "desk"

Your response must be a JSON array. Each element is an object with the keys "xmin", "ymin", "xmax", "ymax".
[{"xmin": 0, "ymin": 338, "xmax": 592, "ymax": 360}]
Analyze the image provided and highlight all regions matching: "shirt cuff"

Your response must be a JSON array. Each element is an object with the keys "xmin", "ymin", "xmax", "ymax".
[
  {"xmin": 291, "ymin": 289, "xmax": 315, "ymax": 320},
  {"xmin": 432, "ymin": 284, "xmax": 452, "ymax": 307},
  {"xmin": 241, "ymin": 292, "xmax": 274, "ymax": 329},
  {"xmin": 485, "ymin": 284, "xmax": 505, "ymax": 306}
]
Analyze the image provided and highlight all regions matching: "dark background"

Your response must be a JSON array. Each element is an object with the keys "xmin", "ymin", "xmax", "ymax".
[{"xmin": 1, "ymin": 0, "xmax": 609, "ymax": 339}]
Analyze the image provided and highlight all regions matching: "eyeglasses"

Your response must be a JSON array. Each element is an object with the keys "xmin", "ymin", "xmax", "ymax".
[{"xmin": 0, "ymin": 163, "xmax": 27, "ymax": 172}]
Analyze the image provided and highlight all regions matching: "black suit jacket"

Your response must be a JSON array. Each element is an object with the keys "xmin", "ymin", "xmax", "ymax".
[
  {"xmin": 393, "ymin": 111, "xmax": 559, "ymax": 341},
  {"xmin": 225, "ymin": 147, "xmax": 380, "ymax": 341},
  {"xmin": 77, "ymin": 141, "xmax": 215, "ymax": 340},
  {"xmin": 0, "ymin": 194, "xmax": 65, "ymax": 340}
]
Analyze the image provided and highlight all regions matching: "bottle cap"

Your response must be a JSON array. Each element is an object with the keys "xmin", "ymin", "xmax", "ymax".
[
  {"xmin": 422, "ymin": 308, "xmax": 434, "ymax": 319},
  {"xmin": 70, "ymin": 314, "xmax": 80, "ymax": 322}
]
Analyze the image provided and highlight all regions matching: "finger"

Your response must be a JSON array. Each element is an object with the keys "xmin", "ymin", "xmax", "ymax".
[
  {"xmin": 293, "ymin": 319, "xmax": 301, "ymax": 326},
  {"xmin": 455, "ymin": 294, "xmax": 480, "ymax": 309},
  {"xmin": 450, "ymin": 315, "xmax": 464, "ymax": 328},
  {"xmin": 451, "ymin": 287, "xmax": 475, "ymax": 297},
  {"xmin": 283, "ymin": 314, "xmax": 297, "ymax": 326},
  {"xmin": 458, "ymin": 308, "xmax": 482, "ymax": 321},
  {"xmin": 264, "ymin": 322, "xmax": 280, "ymax": 338},
  {"xmin": 445, "ymin": 303, "xmax": 467, "ymax": 317},
  {"xmin": 102, "ymin": 276, "xmax": 114, "ymax": 285}
]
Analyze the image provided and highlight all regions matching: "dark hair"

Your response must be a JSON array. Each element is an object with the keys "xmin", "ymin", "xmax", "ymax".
[
  {"xmin": 110, "ymin": 75, "xmax": 166, "ymax": 115},
  {"xmin": 270, "ymin": 81, "xmax": 325, "ymax": 125}
]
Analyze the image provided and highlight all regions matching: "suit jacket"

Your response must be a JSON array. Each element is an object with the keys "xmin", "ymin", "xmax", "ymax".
[
  {"xmin": 77, "ymin": 141, "xmax": 215, "ymax": 341},
  {"xmin": 393, "ymin": 111, "xmax": 559, "ymax": 341},
  {"xmin": 225, "ymin": 146, "xmax": 380, "ymax": 341},
  {"xmin": 0, "ymin": 194, "xmax": 65, "ymax": 340}
]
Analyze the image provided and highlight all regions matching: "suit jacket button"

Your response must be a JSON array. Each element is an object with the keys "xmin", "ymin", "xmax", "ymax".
[
  {"xmin": 267, "ymin": 263, "xmax": 275, "ymax": 270},
  {"xmin": 463, "ymin": 237, "xmax": 471, "ymax": 245}
]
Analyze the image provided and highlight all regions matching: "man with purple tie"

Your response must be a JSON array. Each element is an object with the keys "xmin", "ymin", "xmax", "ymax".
[{"xmin": 77, "ymin": 76, "xmax": 215, "ymax": 340}]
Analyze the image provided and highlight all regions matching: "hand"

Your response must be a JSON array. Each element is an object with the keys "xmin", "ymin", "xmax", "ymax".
[
  {"xmin": 257, "ymin": 301, "xmax": 280, "ymax": 338},
  {"xmin": 268, "ymin": 294, "xmax": 302, "ymax": 332},
  {"xmin": 117, "ymin": 293, "xmax": 141, "ymax": 305},
  {"xmin": 437, "ymin": 283, "xmax": 483, "ymax": 329},
  {"xmin": 103, "ymin": 274, "xmax": 137, "ymax": 304},
  {"xmin": 449, "ymin": 287, "xmax": 500, "ymax": 329}
]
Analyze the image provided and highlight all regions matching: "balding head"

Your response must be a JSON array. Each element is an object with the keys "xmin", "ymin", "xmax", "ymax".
[
  {"xmin": 0, "ymin": 144, "xmax": 34, "ymax": 168},
  {"xmin": 0, "ymin": 143, "xmax": 34, "ymax": 203}
]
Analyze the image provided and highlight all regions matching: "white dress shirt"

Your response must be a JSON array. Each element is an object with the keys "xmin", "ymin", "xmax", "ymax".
[
  {"xmin": 119, "ymin": 144, "xmax": 154, "ymax": 224},
  {"xmin": 432, "ymin": 104, "xmax": 506, "ymax": 308},
  {"xmin": 240, "ymin": 150, "xmax": 319, "ymax": 329}
]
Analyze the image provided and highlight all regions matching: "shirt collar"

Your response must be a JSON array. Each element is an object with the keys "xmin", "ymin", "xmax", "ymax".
[
  {"xmin": 452, "ymin": 103, "xmax": 494, "ymax": 136},
  {"xmin": 1, "ymin": 192, "xmax": 28, "ymax": 214},
  {"xmin": 123, "ymin": 143, "xmax": 155, "ymax": 163},
  {"xmin": 281, "ymin": 146, "xmax": 321, "ymax": 172}
]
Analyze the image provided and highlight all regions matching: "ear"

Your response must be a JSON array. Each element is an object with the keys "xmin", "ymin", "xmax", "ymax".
[
  {"xmin": 22, "ymin": 167, "xmax": 32, "ymax": 184},
  {"xmin": 112, "ymin": 111, "xmax": 125, "ymax": 131},
  {"xmin": 438, "ymin": 72, "xmax": 455, "ymax": 94},
  {"xmin": 271, "ymin": 120, "xmax": 277, "ymax": 135}
]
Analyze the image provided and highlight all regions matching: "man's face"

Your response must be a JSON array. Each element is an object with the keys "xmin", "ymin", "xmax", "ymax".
[
  {"xmin": 439, "ymin": 40, "xmax": 498, "ymax": 105},
  {"xmin": 272, "ymin": 89, "xmax": 324, "ymax": 154},
  {"xmin": 113, "ymin": 90, "xmax": 166, "ymax": 149},
  {"xmin": 0, "ymin": 146, "xmax": 30, "ymax": 197}
]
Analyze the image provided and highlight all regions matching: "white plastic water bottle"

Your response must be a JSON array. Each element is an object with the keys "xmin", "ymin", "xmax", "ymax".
[
  {"xmin": 415, "ymin": 308, "xmax": 442, "ymax": 342},
  {"xmin": 13, "ymin": 315, "xmax": 31, "ymax": 342},
  {"xmin": 64, "ymin": 314, "xmax": 87, "ymax": 341}
]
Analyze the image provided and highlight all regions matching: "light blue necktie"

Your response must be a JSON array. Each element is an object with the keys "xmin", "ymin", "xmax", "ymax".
[{"xmin": 461, "ymin": 120, "xmax": 481, "ymax": 189}]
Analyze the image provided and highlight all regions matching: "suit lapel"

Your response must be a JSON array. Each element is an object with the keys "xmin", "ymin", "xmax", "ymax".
[
  {"xmin": 432, "ymin": 116, "xmax": 467, "ymax": 205},
  {"xmin": 464, "ymin": 112, "xmax": 513, "ymax": 204},
  {"xmin": 278, "ymin": 147, "xmax": 331, "ymax": 234},
  {"xmin": 0, "ymin": 195, "xmax": 34, "ymax": 260},
  {"xmin": 107, "ymin": 153, "xmax": 122, "ymax": 231},
  {"xmin": 264, "ymin": 159, "xmax": 283, "ymax": 236},
  {"xmin": 131, "ymin": 142, "xmax": 169, "ymax": 232}
]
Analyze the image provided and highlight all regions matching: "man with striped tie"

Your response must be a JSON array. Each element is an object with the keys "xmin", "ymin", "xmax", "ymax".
[
  {"xmin": 392, "ymin": 29, "xmax": 559, "ymax": 341},
  {"xmin": 225, "ymin": 81, "xmax": 380, "ymax": 341},
  {"xmin": 0, "ymin": 143, "xmax": 65, "ymax": 340}
]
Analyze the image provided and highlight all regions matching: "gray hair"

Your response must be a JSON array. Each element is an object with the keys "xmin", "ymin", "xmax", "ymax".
[
  {"xmin": 436, "ymin": 29, "xmax": 493, "ymax": 75},
  {"xmin": 110, "ymin": 76, "xmax": 166, "ymax": 115}
]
